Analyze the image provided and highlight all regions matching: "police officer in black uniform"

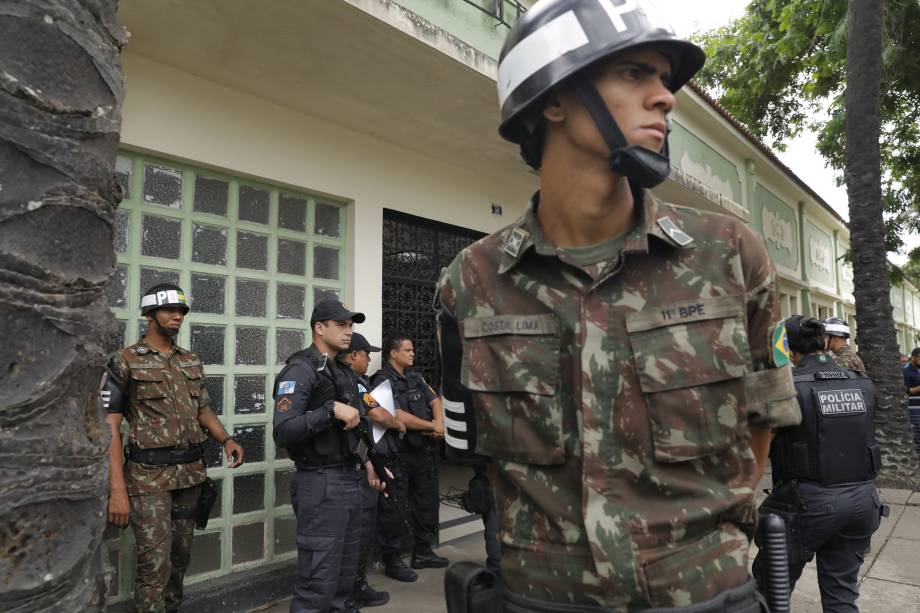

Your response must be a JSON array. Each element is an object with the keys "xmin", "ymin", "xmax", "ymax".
[
  {"xmin": 753, "ymin": 315, "xmax": 885, "ymax": 612},
  {"xmin": 273, "ymin": 300, "xmax": 386, "ymax": 613},
  {"xmin": 338, "ymin": 333, "xmax": 403, "ymax": 608},
  {"xmin": 370, "ymin": 334, "xmax": 449, "ymax": 582}
]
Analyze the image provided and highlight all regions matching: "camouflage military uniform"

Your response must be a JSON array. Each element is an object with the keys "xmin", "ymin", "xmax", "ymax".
[
  {"xmin": 833, "ymin": 344, "xmax": 866, "ymax": 372},
  {"xmin": 109, "ymin": 338, "xmax": 209, "ymax": 613},
  {"xmin": 438, "ymin": 192, "xmax": 801, "ymax": 610}
]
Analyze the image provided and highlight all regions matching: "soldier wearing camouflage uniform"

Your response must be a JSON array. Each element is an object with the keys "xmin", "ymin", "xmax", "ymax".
[
  {"xmin": 103, "ymin": 284, "xmax": 244, "ymax": 613},
  {"xmin": 437, "ymin": 1, "xmax": 800, "ymax": 611},
  {"xmin": 824, "ymin": 317, "xmax": 866, "ymax": 372}
]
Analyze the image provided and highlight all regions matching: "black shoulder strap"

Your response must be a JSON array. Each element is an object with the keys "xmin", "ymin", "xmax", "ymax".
[{"xmin": 793, "ymin": 374, "xmax": 815, "ymax": 383}]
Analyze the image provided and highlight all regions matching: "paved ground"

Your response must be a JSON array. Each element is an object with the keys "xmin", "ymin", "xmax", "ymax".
[{"xmin": 256, "ymin": 485, "xmax": 920, "ymax": 612}]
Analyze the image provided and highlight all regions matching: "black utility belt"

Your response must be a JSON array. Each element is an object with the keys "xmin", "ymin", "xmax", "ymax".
[
  {"xmin": 293, "ymin": 458, "xmax": 361, "ymax": 472},
  {"xmin": 127, "ymin": 444, "xmax": 203, "ymax": 466}
]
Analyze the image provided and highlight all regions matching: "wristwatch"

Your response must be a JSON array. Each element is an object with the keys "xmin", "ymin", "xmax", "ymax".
[{"xmin": 324, "ymin": 399, "xmax": 336, "ymax": 423}]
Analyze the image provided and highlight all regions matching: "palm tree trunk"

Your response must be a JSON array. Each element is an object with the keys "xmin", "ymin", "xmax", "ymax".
[
  {"xmin": 0, "ymin": 1, "xmax": 126, "ymax": 610},
  {"xmin": 846, "ymin": 0, "xmax": 918, "ymax": 488}
]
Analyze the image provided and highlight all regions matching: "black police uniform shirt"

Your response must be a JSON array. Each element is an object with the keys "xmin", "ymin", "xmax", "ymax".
[
  {"xmin": 904, "ymin": 362, "xmax": 920, "ymax": 395},
  {"xmin": 272, "ymin": 345, "xmax": 359, "ymax": 463}
]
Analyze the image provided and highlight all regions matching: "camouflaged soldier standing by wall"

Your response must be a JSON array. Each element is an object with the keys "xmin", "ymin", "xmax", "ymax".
[
  {"xmin": 437, "ymin": 1, "xmax": 801, "ymax": 612},
  {"xmin": 102, "ymin": 284, "xmax": 244, "ymax": 613}
]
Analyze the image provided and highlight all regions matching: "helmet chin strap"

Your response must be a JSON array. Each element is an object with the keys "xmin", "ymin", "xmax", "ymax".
[
  {"xmin": 570, "ymin": 75, "xmax": 671, "ymax": 189},
  {"xmin": 152, "ymin": 311, "xmax": 179, "ymax": 338}
]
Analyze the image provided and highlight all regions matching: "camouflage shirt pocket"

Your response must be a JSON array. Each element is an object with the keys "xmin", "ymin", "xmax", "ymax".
[
  {"xmin": 179, "ymin": 361, "xmax": 204, "ymax": 397},
  {"xmin": 132, "ymin": 368, "xmax": 168, "ymax": 401},
  {"xmin": 461, "ymin": 313, "xmax": 563, "ymax": 465},
  {"xmin": 626, "ymin": 296, "xmax": 752, "ymax": 463}
]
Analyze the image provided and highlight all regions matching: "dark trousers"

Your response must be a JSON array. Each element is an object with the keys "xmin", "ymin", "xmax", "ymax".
[
  {"xmin": 377, "ymin": 445, "xmax": 439, "ymax": 557},
  {"xmin": 753, "ymin": 481, "xmax": 881, "ymax": 613},
  {"xmin": 290, "ymin": 466, "xmax": 363, "ymax": 613},
  {"xmin": 356, "ymin": 478, "xmax": 379, "ymax": 580}
]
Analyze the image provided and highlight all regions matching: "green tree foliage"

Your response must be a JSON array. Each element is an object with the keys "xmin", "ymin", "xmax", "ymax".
[{"xmin": 694, "ymin": 0, "xmax": 920, "ymax": 258}]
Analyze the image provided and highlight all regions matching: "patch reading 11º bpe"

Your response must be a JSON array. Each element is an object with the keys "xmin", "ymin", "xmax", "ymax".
[{"xmin": 815, "ymin": 388, "xmax": 866, "ymax": 417}]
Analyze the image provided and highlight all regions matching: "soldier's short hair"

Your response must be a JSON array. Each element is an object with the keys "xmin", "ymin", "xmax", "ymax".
[{"xmin": 912, "ymin": 347, "xmax": 920, "ymax": 357}]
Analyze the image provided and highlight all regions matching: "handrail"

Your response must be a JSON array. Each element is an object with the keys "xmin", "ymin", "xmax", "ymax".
[{"xmin": 460, "ymin": 0, "xmax": 528, "ymax": 28}]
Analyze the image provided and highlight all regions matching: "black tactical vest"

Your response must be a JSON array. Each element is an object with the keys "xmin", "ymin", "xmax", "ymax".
[
  {"xmin": 771, "ymin": 355, "xmax": 880, "ymax": 486},
  {"xmin": 375, "ymin": 363, "xmax": 432, "ymax": 448},
  {"xmin": 284, "ymin": 350, "xmax": 359, "ymax": 466}
]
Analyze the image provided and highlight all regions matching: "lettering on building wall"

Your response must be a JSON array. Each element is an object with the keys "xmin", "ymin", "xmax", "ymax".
[
  {"xmin": 840, "ymin": 260, "xmax": 854, "ymax": 288},
  {"xmin": 679, "ymin": 152, "xmax": 736, "ymax": 202},
  {"xmin": 762, "ymin": 207, "xmax": 794, "ymax": 254},
  {"xmin": 809, "ymin": 236, "xmax": 831, "ymax": 273}
]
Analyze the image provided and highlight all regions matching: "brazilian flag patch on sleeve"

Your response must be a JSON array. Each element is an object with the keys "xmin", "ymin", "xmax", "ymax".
[{"xmin": 771, "ymin": 319, "xmax": 791, "ymax": 367}]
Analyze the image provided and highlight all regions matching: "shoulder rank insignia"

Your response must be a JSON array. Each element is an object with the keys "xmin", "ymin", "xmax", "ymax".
[
  {"xmin": 362, "ymin": 393, "xmax": 380, "ymax": 409},
  {"xmin": 503, "ymin": 227, "xmax": 529, "ymax": 258},
  {"xmin": 771, "ymin": 319, "xmax": 790, "ymax": 367},
  {"xmin": 657, "ymin": 216, "xmax": 694, "ymax": 247},
  {"xmin": 134, "ymin": 346, "xmax": 149, "ymax": 355}
]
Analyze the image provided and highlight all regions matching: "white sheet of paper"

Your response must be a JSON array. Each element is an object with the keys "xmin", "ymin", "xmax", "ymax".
[{"xmin": 369, "ymin": 379, "xmax": 397, "ymax": 444}]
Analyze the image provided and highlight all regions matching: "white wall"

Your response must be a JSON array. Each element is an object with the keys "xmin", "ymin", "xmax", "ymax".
[{"xmin": 120, "ymin": 53, "xmax": 536, "ymax": 369}]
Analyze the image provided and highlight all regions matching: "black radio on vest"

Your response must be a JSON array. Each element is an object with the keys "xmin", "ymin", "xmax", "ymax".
[{"xmin": 771, "ymin": 355, "xmax": 881, "ymax": 486}]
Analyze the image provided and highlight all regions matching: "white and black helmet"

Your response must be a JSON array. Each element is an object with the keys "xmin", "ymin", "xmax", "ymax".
[
  {"xmin": 497, "ymin": 0, "xmax": 705, "ymax": 185},
  {"xmin": 823, "ymin": 317, "xmax": 851, "ymax": 339},
  {"xmin": 140, "ymin": 283, "xmax": 190, "ymax": 316}
]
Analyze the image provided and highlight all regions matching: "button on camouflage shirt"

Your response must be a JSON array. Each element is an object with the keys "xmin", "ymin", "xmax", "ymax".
[
  {"xmin": 109, "ymin": 339, "xmax": 210, "ymax": 495},
  {"xmin": 438, "ymin": 193, "xmax": 801, "ymax": 609}
]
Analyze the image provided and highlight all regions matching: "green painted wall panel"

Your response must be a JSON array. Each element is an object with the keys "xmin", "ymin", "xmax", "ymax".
[
  {"xmin": 669, "ymin": 120, "xmax": 742, "ymax": 204},
  {"xmin": 751, "ymin": 184, "xmax": 798, "ymax": 271},
  {"xmin": 803, "ymin": 220, "xmax": 834, "ymax": 288}
]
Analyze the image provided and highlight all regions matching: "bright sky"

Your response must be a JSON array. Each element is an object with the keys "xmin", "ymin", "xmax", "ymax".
[{"xmin": 652, "ymin": 0, "xmax": 916, "ymax": 264}]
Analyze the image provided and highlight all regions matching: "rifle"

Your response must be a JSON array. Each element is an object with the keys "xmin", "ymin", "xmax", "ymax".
[{"xmin": 347, "ymin": 420, "xmax": 414, "ymax": 536}]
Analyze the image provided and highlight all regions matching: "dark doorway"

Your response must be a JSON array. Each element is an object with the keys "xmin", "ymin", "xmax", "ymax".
[{"xmin": 381, "ymin": 210, "xmax": 485, "ymax": 387}]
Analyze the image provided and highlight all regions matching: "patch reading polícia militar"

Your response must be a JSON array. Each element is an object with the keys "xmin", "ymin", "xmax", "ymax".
[
  {"xmin": 814, "ymin": 388, "xmax": 866, "ymax": 416},
  {"xmin": 362, "ymin": 393, "xmax": 380, "ymax": 409},
  {"xmin": 771, "ymin": 319, "xmax": 791, "ymax": 367},
  {"xmin": 276, "ymin": 397, "xmax": 292, "ymax": 412}
]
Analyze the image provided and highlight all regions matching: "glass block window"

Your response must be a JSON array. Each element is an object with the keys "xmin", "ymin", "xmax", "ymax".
[
  {"xmin": 107, "ymin": 152, "xmax": 347, "ymax": 599},
  {"xmin": 194, "ymin": 176, "xmax": 229, "ymax": 217}
]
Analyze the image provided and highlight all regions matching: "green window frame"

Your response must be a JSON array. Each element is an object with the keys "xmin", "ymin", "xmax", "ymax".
[{"xmin": 104, "ymin": 151, "xmax": 349, "ymax": 600}]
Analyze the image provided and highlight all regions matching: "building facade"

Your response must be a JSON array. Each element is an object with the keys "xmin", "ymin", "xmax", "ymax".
[{"xmin": 105, "ymin": 0, "xmax": 920, "ymax": 605}]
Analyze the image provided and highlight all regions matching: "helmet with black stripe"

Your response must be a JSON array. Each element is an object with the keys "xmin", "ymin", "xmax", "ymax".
[
  {"xmin": 823, "ymin": 317, "xmax": 851, "ymax": 339},
  {"xmin": 497, "ymin": 0, "xmax": 705, "ymax": 186},
  {"xmin": 140, "ymin": 283, "xmax": 190, "ymax": 316}
]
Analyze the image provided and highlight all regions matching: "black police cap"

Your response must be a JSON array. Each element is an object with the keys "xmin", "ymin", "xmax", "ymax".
[
  {"xmin": 347, "ymin": 333, "xmax": 381, "ymax": 353},
  {"xmin": 310, "ymin": 299, "xmax": 365, "ymax": 326}
]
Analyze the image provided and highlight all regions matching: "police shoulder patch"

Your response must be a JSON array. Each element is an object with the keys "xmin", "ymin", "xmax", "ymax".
[
  {"xmin": 277, "ymin": 380, "xmax": 296, "ymax": 396},
  {"xmin": 362, "ymin": 393, "xmax": 380, "ymax": 409},
  {"xmin": 276, "ymin": 396, "xmax": 292, "ymax": 413}
]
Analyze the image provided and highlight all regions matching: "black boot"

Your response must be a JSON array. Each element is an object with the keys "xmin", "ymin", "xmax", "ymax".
[
  {"xmin": 350, "ymin": 575, "xmax": 390, "ymax": 607},
  {"xmin": 383, "ymin": 554, "xmax": 418, "ymax": 582},
  {"xmin": 410, "ymin": 547, "xmax": 450, "ymax": 569}
]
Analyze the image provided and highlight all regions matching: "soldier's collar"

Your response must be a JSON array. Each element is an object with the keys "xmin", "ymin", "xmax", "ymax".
[
  {"xmin": 645, "ymin": 194, "xmax": 695, "ymax": 250},
  {"xmin": 134, "ymin": 336, "xmax": 183, "ymax": 356}
]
